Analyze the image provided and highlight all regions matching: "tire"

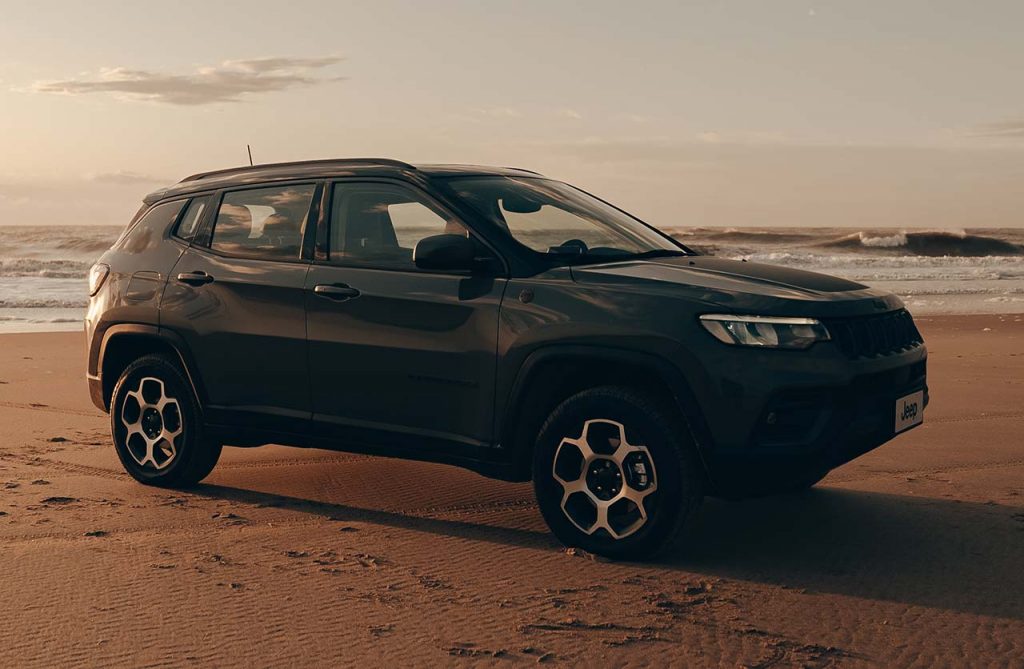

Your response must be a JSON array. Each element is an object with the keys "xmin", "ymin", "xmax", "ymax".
[
  {"xmin": 532, "ymin": 386, "xmax": 703, "ymax": 560},
  {"xmin": 109, "ymin": 354, "xmax": 222, "ymax": 488}
]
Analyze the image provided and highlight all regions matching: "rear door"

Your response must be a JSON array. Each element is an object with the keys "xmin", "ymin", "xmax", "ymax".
[
  {"xmin": 305, "ymin": 179, "xmax": 507, "ymax": 451},
  {"xmin": 162, "ymin": 182, "xmax": 319, "ymax": 432}
]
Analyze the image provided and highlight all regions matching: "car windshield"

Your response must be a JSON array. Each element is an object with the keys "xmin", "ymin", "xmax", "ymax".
[{"xmin": 438, "ymin": 176, "xmax": 692, "ymax": 262}]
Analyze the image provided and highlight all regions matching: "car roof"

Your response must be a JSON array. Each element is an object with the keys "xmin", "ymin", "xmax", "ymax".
[{"xmin": 143, "ymin": 159, "xmax": 543, "ymax": 204}]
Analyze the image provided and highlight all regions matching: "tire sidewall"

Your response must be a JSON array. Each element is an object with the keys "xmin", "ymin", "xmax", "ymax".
[
  {"xmin": 533, "ymin": 388, "xmax": 696, "ymax": 559},
  {"xmin": 110, "ymin": 356, "xmax": 201, "ymax": 485}
]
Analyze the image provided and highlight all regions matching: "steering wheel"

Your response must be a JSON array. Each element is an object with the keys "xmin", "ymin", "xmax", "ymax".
[{"xmin": 559, "ymin": 239, "xmax": 589, "ymax": 253}]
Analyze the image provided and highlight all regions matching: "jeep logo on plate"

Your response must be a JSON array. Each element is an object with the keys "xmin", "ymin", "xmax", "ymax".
[{"xmin": 895, "ymin": 391, "xmax": 925, "ymax": 433}]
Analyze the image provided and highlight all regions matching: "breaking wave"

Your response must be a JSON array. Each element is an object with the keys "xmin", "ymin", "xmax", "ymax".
[
  {"xmin": 0, "ymin": 259, "xmax": 91, "ymax": 278},
  {"xmin": 814, "ymin": 230, "xmax": 1023, "ymax": 257},
  {"xmin": 665, "ymin": 227, "xmax": 1024, "ymax": 258}
]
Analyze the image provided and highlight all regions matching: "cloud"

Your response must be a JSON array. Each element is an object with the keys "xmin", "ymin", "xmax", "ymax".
[
  {"xmin": 30, "ymin": 56, "xmax": 344, "ymax": 105},
  {"xmin": 970, "ymin": 118, "xmax": 1024, "ymax": 139},
  {"xmin": 558, "ymin": 108, "xmax": 583, "ymax": 120},
  {"xmin": 470, "ymin": 107, "xmax": 522, "ymax": 118},
  {"xmin": 88, "ymin": 171, "xmax": 169, "ymax": 185}
]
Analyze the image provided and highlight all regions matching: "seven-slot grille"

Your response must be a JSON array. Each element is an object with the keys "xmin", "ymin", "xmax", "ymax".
[{"xmin": 824, "ymin": 309, "xmax": 923, "ymax": 359}]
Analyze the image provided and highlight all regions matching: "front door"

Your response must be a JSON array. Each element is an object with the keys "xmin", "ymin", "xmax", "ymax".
[
  {"xmin": 305, "ymin": 180, "xmax": 506, "ymax": 451},
  {"xmin": 162, "ymin": 183, "xmax": 317, "ymax": 432}
]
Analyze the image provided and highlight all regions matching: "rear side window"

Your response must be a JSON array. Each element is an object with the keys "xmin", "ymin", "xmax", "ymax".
[
  {"xmin": 115, "ymin": 200, "xmax": 185, "ymax": 254},
  {"xmin": 210, "ymin": 184, "xmax": 316, "ymax": 261},
  {"xmin": 174, "ymin": 196, "xmax": 212, "ymax": 242}
]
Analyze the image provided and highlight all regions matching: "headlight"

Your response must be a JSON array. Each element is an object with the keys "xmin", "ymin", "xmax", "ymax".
[
  {"xmin": 88, "ymin": 263, "xmax": 110, "ymax": 296},
  {"xmin": 699, "ymin": 314, "xmax": 831, "ymax": 349}
]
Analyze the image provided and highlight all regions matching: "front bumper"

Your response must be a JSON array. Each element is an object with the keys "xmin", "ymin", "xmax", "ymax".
[{"xmin": 690, "ymin": 340, "xmax": 928, "ymax": 496}]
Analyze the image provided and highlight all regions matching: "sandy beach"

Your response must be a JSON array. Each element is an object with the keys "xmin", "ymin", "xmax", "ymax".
[{"xmin": 0, "ymin": 314, "xmax": 1021, "ymax": 667}]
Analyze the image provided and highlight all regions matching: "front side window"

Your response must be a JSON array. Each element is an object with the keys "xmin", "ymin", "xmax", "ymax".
[
  {"xmin": 174, "ymin": 195, "xmax": 212, "ymax": 242},
  {"xmin": 210, "ymin": 184, "xmax": 315, "ymax": 260},
  {"xmin": 438, "ymin": 176, "xmax": 689, "ymax": 263},
  {"xmin": 329, "ymin": 182, "xmax": 472, "ymax": 269}
]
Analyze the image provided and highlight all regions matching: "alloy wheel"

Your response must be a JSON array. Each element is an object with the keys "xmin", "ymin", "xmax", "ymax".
[
  {"xmin": 120, "ymin": 376, "xmax": 183, "ymax": 470},
  {"xmin": 551, "ymin": 418, "xmax": 658, "ymax": 540}
]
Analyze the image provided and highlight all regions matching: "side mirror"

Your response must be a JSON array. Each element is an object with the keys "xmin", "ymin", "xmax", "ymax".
[{"xmin": 413, "ymin": 234, "xmax": 476, "ymax": 271}]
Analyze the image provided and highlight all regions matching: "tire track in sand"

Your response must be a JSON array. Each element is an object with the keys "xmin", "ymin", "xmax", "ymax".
[{"xmin": 0, "ymin": 401, "xmax": 101, "ymax": 417}]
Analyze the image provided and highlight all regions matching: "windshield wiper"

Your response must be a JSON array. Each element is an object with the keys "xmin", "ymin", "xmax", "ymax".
[
  {"xmin": 619, "ymin": 249, "xmax": 694, "ymax": 260},
  {"xmin": 551, "ymin": 247, "xmax": 696, "ymax": 266}
]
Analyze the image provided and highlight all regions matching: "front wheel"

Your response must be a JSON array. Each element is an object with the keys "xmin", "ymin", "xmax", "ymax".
[
  {"xmin": 110, "ymin": 354, "xmax": 222, "ymax": 488},
  {"xmin": 532, "ymin": 386, "xmax": 703, "ymax": 560}
]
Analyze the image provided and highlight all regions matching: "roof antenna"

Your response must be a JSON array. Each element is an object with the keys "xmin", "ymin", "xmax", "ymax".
[{"xmin": 246, "ymin": 144, "xmax": 254, "ymax": 166}]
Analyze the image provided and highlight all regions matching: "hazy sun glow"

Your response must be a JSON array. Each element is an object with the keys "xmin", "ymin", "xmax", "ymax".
[{"xmin": 1, "ymin": 0, "xmax": 1022, "ymax": 228}]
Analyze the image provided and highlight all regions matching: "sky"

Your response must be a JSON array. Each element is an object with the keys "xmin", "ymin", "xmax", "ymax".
[{"xmin": 1, "ymin": 0, "xmax": 1022, "ymax": 229}]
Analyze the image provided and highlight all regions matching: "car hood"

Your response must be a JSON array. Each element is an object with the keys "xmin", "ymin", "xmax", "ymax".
[{"xmin": 570, "ymin": 256, "xmax": 903, "ymax": 317}]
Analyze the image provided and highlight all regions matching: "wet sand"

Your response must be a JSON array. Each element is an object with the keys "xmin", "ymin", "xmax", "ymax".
[{"xmin": 0, "ymin": 314, "xmax": 1022, "ymax": 667}]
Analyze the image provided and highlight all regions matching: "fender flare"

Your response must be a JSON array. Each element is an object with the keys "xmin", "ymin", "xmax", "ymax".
[
  {"xmin": 94, "ymin": 323, "xmax": 206, "ymax": 410},
  {"xmin": 497, "ymin": 344, "xmax": 715, "ymax": 477}
]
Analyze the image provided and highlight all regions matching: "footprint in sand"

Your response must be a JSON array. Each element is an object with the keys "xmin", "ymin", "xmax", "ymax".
[
  {"xmin": 42, "ymin": 496, "xmax": 78, "ymax": 505},
  {"xmin": 211, "ymin": 512, "xmax": 248, "ymax": 526}
]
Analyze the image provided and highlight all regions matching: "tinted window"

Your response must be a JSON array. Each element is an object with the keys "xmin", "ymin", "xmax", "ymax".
[
  {"xmin": 329, "ymin": 182, "xmax": 471, "ymax": 268},
  {"xmin": 210, "ymin": 185, "xmax": 315, "ymax": 260},
  {"xmin": 115, "ymin": 200, "xmax": 185, "ymax": 253},
  {"xmin": 174, "ymin": 196, "xmax": 212, "ymax": 242},
  {"xmin": 439, "ymin": 176, "xmax": 683, "ymax": 261}
]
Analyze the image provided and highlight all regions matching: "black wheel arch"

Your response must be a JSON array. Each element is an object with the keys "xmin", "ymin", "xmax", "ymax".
[
  {"xmin": 94, "ymin": 324, "xmax": 206, "ymax": 412},
  {"xmin": 496, "ymin": 345, "xmax": 716, "ymax": 482}
]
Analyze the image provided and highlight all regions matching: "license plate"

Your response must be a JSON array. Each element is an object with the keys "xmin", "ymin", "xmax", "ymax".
[{"xmin": 895, "ymin": 391, "xmax": 924, "ymax": 433}]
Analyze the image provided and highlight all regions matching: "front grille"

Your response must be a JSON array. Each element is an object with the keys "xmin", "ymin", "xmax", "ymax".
[{"xmin": 825, "ymin": 309, "xmax": 923, "ymax": 359}]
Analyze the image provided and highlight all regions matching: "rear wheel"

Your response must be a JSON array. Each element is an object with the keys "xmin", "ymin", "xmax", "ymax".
[
  {"xmin": 110, "ymin": 354, "xmax": 221, "ymax": 487},
  {"xmin": 532, "ymin": 386, "xmax": 703, "ymax": 560}
]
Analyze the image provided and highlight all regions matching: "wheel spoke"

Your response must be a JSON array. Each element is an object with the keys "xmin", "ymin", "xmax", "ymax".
[
  {"xmin": 566, "ymin": 436, "xmax": 594, "ymax": 460},
  {"xmin": 163, "ymin": 400, "xmax": 183, "ymax": 439},
  {"xmin": 593, "ymin": 502, "xmax": 612, "ymax": 536},
  {"xmin": 619, "ymin": 483, "xmax": 653, "ymax": 506},
  {"xmin": 610, "ymin": 443, "xmax": 640, "ymax": 466},
  {"xmin": 559, "ymin": 477, "xmax": 588, "ymax": 496},
  {"xmin": 138, "ymin": 436, "xmax": 157, "ymax": 468}
]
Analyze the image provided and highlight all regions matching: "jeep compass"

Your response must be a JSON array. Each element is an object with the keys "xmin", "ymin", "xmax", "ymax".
[{"xmin": 86, "ymin": 159, "xmax": 927, "ymax": 559}]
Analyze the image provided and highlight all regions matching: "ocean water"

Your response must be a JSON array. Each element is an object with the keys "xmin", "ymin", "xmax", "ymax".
[
  {"xmin": 0, "ymin": 225, "xmax": 121, "ymax": 333},
  {"xmin": 669, "ymin": 227, "xmax": 1024, "ymax": 317},
  {"xmin": 0, "ymin": 225, "xmax": 1022, "ymax": 333}
]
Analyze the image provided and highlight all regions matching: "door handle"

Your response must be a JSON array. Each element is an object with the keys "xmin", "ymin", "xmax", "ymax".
[
  {"xmin": 177, "ymin": 271, "xmax": 214, "ymax": 286},
  {"xmin": 313, "ymin": 284, "xmax": 361, "ymax": 301}
]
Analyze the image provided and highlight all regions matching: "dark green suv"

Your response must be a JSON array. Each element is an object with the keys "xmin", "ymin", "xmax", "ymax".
[{"xmin": 86, "ymin": 159, "xmax": 927, "ymax": 559}]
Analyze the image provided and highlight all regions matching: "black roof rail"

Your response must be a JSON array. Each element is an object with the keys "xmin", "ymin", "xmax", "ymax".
[
  {"xmin": 179, "ymin": 158, "xmax": 416, "ymax": 183},
  {"xmin": 502, "ymin": 166, "xmax": 541, "ymax": 175}
]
